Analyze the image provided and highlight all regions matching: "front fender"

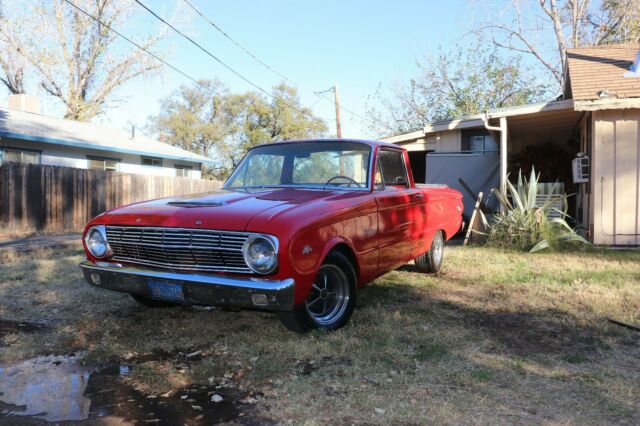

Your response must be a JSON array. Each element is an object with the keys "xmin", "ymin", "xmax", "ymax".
[{"xmin": 287, "ymin": 223, "xmax": 360, "ymax": 305}]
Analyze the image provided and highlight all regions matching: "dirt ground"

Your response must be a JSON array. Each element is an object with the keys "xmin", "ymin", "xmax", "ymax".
[{"xmin": 0, "ymin": 245, "xmax": 639, "ymax": 424}]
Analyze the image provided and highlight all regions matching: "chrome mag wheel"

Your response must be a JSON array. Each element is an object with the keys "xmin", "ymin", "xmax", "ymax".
[{"xmin": 305, "ymin": 264, "xmax": 350, "ymax": 326}]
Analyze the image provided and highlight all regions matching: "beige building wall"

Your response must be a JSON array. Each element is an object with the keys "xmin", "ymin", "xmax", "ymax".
[
  {"xmin": 591, "ymin": 108, "xmax": 640, "ymax": 245},
  {"xmin": 399, "ymin": 130, "xmax": 461, "ymax": 152}
]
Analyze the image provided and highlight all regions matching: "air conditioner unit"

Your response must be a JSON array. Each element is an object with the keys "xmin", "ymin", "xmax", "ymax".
[{"xmin": 572, "ymin": 154, "xmax": 589, "ymax": 183}]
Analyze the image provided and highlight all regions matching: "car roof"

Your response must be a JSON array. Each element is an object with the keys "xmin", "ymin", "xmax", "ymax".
[{"xmin": 250, "ymin": 138, "xmax": 403, "ymax": 150}]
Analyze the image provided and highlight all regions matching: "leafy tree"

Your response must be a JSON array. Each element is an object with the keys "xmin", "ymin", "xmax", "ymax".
[
  {"xmin": 152, "ymin": 79, "xmax": 232, "ymax": 159},
  {"xmin": 366, "ymin": 44, "xmax": 549, "ymax": 135},
  {"xmin": 0, "ymin": 0, "xmax": 167, "ymax": 121},
  {"xmin": 150, "ymin": 81, "xmax": 327, "ymax": 179}
]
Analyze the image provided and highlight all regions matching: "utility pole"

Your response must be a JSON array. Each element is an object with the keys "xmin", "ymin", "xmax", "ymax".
[{"xmin": 333, "ymin": 83, "xmax": 342, "ymax": 138}]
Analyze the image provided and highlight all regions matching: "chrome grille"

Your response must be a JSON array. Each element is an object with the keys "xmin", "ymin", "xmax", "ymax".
[{"xmin": 105, "ymin": 226, "xmax": 252, "ymax": 273}]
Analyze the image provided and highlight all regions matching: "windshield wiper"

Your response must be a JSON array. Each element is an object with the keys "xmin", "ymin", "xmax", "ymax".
[{"xmin": 231, "ymin": 185, "xmax": 285, "ymax": 191}]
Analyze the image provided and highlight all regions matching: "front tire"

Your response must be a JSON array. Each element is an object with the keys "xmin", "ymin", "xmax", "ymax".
[
  {"xmin": 278, "ymin": 251, "xmax": 356, "ymax": 333},
  {"xmin": 415, "ymin": 230, "xmax": 444, "ymax": 273}
]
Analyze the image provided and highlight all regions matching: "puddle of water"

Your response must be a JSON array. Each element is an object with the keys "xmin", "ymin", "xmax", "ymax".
[{"xmin": 0, "ymin": 354, "xmax": 247, "ymax": 424}]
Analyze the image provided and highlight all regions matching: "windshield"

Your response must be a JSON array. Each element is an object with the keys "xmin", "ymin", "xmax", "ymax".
[{"xmin": 225, "ymin": 142, "xmax": 372, "ymax": 190}]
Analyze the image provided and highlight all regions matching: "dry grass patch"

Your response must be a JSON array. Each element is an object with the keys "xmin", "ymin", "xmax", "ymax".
[{"xmin": 1, "ymin": 246, "xmax": 639, "ymax": 424}]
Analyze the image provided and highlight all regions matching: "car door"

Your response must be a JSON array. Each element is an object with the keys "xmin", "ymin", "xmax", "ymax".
[{"xmin": 374, "ymin": 148, "xmax": 417, "ymax": 271}]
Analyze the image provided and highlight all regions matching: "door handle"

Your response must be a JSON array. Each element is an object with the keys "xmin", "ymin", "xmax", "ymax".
[{"xmin": 413, "ymin": 193, "xmax": 424, "ymax": 199}]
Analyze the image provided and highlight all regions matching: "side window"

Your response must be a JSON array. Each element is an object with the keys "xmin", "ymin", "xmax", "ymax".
[
  {"xmin": 378, "ymin": 150, "xmax": 408, "ymax": 188},
  {"xmin": 374, "ymin": 158, "xmax": 384, "ymax": 190}
]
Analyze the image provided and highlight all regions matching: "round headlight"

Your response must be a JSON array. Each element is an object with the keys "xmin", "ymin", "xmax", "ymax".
[
  {"xmin": 85, "ymin": 226, "xmax": 112, "ymax": 259},
  {"xmin": 242, "ymin": 235, "xmax": 278, "ymax": 274}
]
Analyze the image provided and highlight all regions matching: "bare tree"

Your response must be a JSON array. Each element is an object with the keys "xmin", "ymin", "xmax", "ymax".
[
  {"xmin": 476, "ymin": 0, "xmax": 640, "ymax": 88},
  {"xmin": 365, "ymin": 43, "xmax": 549, "ymax": 136},
  {"xmin": 0, "ymin": 3, "xmax": 26, "ymax": 94},
  {"xmin": 4, "ymin": 0, "xmax": 167, "ymax": 121}
]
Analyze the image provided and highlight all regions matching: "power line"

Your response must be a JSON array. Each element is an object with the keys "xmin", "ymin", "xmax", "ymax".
[
  {"xmin": 65, "ymin": 0, "xmax": 388, "ymax": 133},
  {"xmin": 134, "ymin": 0, "xmax": 338, "ymax": 122},
  {"xmin": 134, "ymin": 0, "xmax": 275, "ymax": 99},
  {"xmin": 61, "ymin": 0, "xmax": 211, "ymax": 92},
  {"xmin": 180, "ymin": 0, "xmax": 390, "ymax": 132},
  {"xmin": 181, "ymin": 0, "xmax": 295, "ymax": 85},
  {"xmin": 315, "ymin": 89, "xmax": 384, "ymax": 129}
]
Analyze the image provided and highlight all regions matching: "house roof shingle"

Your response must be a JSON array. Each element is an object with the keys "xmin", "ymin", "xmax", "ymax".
[
  {"xmin": 0, "ymin": 107, "xmax": 212, "ymax": 164},
  {"xmin": 566, "ymin": 43, "xmax": 640, "ymax": 101}
]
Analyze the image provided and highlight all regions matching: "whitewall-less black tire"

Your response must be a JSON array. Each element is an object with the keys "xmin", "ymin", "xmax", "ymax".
[{"xmin": 415, "ymin": 230, "xmax": 444, "ymax": 273}]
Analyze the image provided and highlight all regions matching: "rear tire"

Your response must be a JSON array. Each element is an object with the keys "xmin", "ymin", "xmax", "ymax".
[
  {"xmin": 130, "ymin": 294, "xmax": 177, "ymax": 308},
  {"xmin": 278, "ymin": 251, "xmax": 356, "ymax": 333},
  {"xmin": 415, "ymin": 230, "xmax": 444, "ymax": 273}
]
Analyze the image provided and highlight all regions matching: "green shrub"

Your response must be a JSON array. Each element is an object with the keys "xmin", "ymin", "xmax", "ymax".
[{"xmin": 483, "ymin": 168, "xmax": 589, "ymax": 252}]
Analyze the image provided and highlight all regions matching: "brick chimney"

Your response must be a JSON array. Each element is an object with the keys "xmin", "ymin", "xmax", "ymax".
[{"xmin": 7, "ymin": 94, "xmax": 41, "ymax": 114}]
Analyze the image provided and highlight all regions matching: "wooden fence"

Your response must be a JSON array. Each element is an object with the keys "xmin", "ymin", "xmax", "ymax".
[{"xmin": 0, "ymin": 162, "xmax": 222, "ymax": 232}]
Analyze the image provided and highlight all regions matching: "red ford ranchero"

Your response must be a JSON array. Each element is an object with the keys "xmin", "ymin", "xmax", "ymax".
[{"xmin": 81, "ymin": 139, "xmax": 463, "ymax": 332}]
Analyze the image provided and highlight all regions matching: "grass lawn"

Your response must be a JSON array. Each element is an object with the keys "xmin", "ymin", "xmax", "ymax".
[{"xmin": 1, "ymin": 245, "xmax": 639, "ymax": 424}]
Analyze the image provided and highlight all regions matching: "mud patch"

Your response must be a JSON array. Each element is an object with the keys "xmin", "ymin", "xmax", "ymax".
[
  {"xmin": 0, "ymin": 354, "xmax": 256, "ymax": 424},
  {"xmin": 293, "ymin": 356, "xmax": 352, "ymax": 376},
  {"xmin": 0, "ymin": 319, "xmax": 48, "ymax": 336}
]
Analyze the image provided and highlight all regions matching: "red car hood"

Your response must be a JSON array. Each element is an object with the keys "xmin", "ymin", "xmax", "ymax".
[{"xmin": 98, "ymin": 188, "xmax": 335, "ymax": 231}]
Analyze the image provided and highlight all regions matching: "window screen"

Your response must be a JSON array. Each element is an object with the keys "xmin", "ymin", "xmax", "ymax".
[
  {"xmin": 3, "ymin": 149, "xmax": 40, "ymax": 164},
  {"xmin": 175, "ymin": 165, "xmax": 192, "ymax": 178},
  {"xmin": 462, "ymin": 130, "xmax": 498, "ymax": 153},
  {"xmin": 89, "ymin": 159, "xmax": 118, "ymax": 171},
  {"xmin": 142, "ymin": 157, "xmax": 162, "ymax": 167},
  {"xmin": 378, "ymin": 150, "xmax": 408, "ymax": 187}
]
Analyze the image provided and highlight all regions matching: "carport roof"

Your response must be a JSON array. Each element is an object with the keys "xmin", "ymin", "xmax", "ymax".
[{"xmin": 381, "ymin": 99, "xmax": 576, "ymax": 143}]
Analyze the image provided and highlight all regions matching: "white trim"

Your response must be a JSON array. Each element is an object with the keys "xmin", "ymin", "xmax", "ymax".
[
  {"xmin": 380, "ymin": 129, "xmax": 425, "ymax": 143},
  {"xmin": 574, "ymin": 97, "xmax": 640, "ymax": 111}
]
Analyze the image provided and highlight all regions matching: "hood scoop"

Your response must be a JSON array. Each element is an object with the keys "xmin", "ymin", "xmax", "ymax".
[{"xmin": 167, "ymin": 201, "xmax": 225, "ymax": 208}]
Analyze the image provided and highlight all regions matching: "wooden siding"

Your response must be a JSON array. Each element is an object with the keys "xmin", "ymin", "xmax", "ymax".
[
  {"xmin": 0, "ymin": 163, "xmax": 221, "ymax": 232},
  {"xmin": 591, "ymin": 109, "xmax": 640, "ymax": 245}
]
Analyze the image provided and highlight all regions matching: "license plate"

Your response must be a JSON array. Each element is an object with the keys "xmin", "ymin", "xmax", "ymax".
[{"xmin": 147, "ymin": 280, "xmax": 185, "ymax": 303}]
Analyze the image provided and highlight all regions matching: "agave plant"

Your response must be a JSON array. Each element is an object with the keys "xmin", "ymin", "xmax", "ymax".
[{"xmin": 484, "ymin": 167, "xmax": 589, "ymax": 252}]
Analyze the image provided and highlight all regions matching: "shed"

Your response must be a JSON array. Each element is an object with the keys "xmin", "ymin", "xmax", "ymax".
[{"xmin": 383, "ymin": 42, "xmax": 640, "ymax": 246}]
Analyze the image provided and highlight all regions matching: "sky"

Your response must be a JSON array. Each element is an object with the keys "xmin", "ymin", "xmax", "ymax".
[{"xmin": 2, "ymin": 0, "xmax": 475, "ymax": 139}]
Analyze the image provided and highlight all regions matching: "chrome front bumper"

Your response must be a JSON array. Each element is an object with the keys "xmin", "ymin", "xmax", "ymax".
[{"xmin": 80, "ymin": 261, "xmax": 295, "ymax": 311}]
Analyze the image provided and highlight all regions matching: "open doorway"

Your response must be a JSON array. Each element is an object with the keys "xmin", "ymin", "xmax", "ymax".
[{"xmin": 407, "ymin": 150, "xmax": 428, "ymax": 184}]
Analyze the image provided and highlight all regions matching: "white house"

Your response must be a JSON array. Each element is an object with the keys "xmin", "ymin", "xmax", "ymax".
[{"xmin": 0, "ymin": 96, "xmax": 211, "ymax": 179}]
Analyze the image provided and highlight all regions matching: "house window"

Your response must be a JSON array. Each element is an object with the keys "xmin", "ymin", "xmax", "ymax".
[
  {"xmin": 142, "ymin": 156, "xmax": 162, "ymax": 167},
  {"xmin": 89, "ymin": 158, "xmax": 118, "ymax": 171},
  {"xmin": 175, "ymin": 165, "xmax": 191, "ymax": 178},
  {"xmin": 2, "ymin": 148, "xmax": 40, "ymax": 164},
  {"xmin": 462, "ymin": 130, "xmax": 498, "ymax": 153}
]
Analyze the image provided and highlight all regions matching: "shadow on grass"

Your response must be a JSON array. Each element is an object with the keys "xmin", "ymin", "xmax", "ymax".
[{"xmin": 360, "ymin": 277, "xmax": 628, "ymax": 359}]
